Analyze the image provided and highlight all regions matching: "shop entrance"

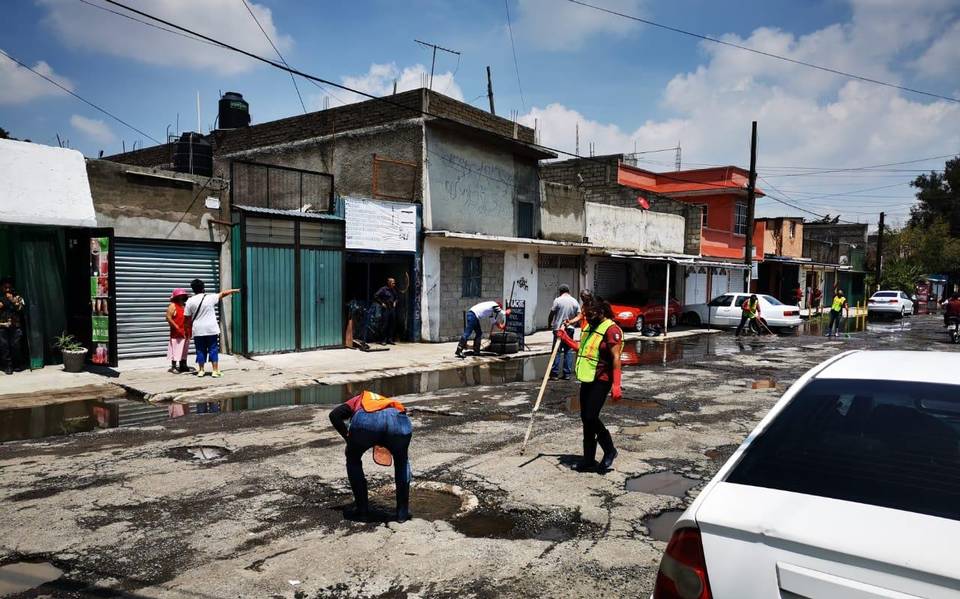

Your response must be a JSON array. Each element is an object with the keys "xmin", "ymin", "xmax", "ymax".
[{"xmin": 344, "ymin": 253, "xmax": 415, "ymax": 342}]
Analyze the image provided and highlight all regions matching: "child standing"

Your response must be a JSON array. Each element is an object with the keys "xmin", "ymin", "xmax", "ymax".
[{"xmin": 166, "ymin": 288, "xmax": 191, "ymax": 373}]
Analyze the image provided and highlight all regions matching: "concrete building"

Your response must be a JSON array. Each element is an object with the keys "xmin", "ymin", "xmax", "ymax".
[
  {"xmin": 756, "ymin": 216, "xmax": 806, "ymax": 303},
  {"xmin": 802, "ymin": 221, "xmax": 869, "ymax": 306}
]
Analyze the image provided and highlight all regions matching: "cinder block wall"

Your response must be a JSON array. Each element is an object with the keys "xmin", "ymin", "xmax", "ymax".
[{"xmin": 438, "ymin": 248, "xmax": 505, "ymax": 340}]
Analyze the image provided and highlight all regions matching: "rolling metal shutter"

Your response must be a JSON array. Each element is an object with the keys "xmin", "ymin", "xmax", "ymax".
[
  {"xmin": 594, "ymin": 261, "xmax": 627, "ymax": 298},
  {"xmin": 115, "ymin": 240, "xmax": 220, "ymax": 359}
]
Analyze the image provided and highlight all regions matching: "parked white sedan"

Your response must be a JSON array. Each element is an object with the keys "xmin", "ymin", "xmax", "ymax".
[
  {"xmin": 868, "ymin": 290, "xmax": 915, "ymax": 318},
  {"xmin": 651, "ymin": 351, "xmax": 960, "ymax": 599},
  {"xmin": 683, "ymin": 293, "xmax": 802, "ymax": 329}
]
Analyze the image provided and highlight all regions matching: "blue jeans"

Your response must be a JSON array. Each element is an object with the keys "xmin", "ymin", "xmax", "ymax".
[
  {"xmin": 459, "ymin": 311, "xmax": 482, "ymax": 346},
  {"xmin": 346, "ymin": 407, "xmax": 413, "ymax": 513},
  {"xmin": 551, "ymin": 327, "xmax": 575, "ymax": 377},
  {"xmin": 194, "ymin": 335, "xmax": 219, "ymax": 365}
]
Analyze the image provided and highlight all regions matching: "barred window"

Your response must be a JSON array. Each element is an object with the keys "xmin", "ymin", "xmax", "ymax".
[{"xmin": 462, "ymin": 257, "xmax": 482, "ymax": 298}]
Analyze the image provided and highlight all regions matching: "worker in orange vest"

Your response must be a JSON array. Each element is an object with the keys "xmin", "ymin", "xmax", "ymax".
[{"xmin": 329, "ymin": 390, "xmax": 413, "ymax": 522}]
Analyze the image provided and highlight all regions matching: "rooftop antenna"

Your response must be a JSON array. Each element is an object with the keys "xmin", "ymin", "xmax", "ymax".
[
  {"xmin": 392, "ymin": 79, "xmax": 398, "ymax": 95},
  {"xmin": 675, "ymin": 143, "xmax": 682, "ymax": 171},
  {"xmin": 196, "ymin": 91, "xmax": 201, "ymax": 134},
  {"xmin": 575, "ymin": 122, "xmax": 579, "ymax": 156},
  {"xmin": 414, "ymin": 39, "xmax": 461, "ymax": 90},
  {"xmin": 56, "ymin": 133, "xmax": 63, "ymax": 148}
]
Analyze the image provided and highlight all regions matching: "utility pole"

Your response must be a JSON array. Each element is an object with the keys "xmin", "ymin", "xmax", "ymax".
[
  {"xmin": 414, "ymin": 40, "xmax": 460, "ymax": 90},
  {"xmin": 486, "ymin": 66, "xmax": 496, "ymax": 115},
  {"xmin": 875, "ymin": 212, "xmax": 885, "ymax": 290},
  {"xmin": 743, "ymin": 121, "xmax": 758, "ymax": 292}
]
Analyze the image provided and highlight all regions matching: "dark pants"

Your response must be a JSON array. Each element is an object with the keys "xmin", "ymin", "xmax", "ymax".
[
  {"xmin": 380, "ymin": 306, "xmax": 396, "ymax": 343},
  {"xmin": 828, "ymin": 309, "xmax": 842, "ymax": 335},
  {"xmin": 0, "ymin": 326, "xmax": 22, "ymax": 371},
  {"xmin": 736, "ymin": 314, "xmax": 760, "ymax": 336},
  {"xmin": 345, "ymin": 407, "xmax": 413, "ymax": 515},
  {"xmin": 458, "ymin": 312, "xmax": 483, "ymax": 353},
  {"xmin": 580, "ymin": 379, "xmax": 615, "ymax": 464},
  {"xmin": 551, "ymin": 327, "xmax": 575, "ymax": 377}
]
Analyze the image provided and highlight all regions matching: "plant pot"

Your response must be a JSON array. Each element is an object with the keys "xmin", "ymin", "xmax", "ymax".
[{"xmin": 61, "ymin": 349, "xmax": 88, "ymax": 373}]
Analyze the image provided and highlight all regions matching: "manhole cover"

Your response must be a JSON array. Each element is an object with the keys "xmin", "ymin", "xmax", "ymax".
[
  {"xmin": 626, "ymin": 471, "xmax": 699, "ymax": 497},
  {"xmin": 643, "ymin": 510, "xmax": 684, "ymax": 542},
  {"xmin": 0, "ymin": 562, "xmax": 63, "ymax": 595}
]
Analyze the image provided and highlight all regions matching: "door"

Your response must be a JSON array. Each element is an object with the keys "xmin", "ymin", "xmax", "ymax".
[
  {"xmin": 714, "ymin": 294, "xmax": 742, "ymax": 325},
  {"xmin": 712, "ymin": 269, "xmax": 729, "ymax": 298},
  {"xmin": 685, "ymin": 267, "xmax": 708, "ymax": 307},
  {"xmin": 300, "ymin": 248, "xmax": 342, "ymax": 349},
  {"xmin": 64, "ymin": 227, "xmax": 117, "ymax": 367},
  {"xmin": 114, "ymin": 239, "xmax": 219, "ymax": 359},
  {"xmin": 246, "ymin": 245, "xmax": 296, "ymax": 353},
  {"xmin": 537, "ymin": 254, "xmax": 580, "ymax": 329}
]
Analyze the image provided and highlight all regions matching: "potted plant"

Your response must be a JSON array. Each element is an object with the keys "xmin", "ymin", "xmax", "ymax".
[{"xmin": 54, "ymin": 333, "xmax": 87, "ymax": 373}]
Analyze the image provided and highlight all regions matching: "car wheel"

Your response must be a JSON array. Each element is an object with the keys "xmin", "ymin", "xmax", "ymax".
[
  {"xmin": 683, "ymin": 312, "xmax": 701, "ymax": 326},
  {"xmin": 900, "ymin": 307, "xmax": 905, "ymax": 319},
  {"xmin": 668, "ymin": 313, "xmax": 679, "ymax": 328}
]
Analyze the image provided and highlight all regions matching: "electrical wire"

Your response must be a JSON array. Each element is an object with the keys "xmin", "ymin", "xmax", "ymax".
[
  {"xmin": 563, "ymin": 0, "xmax": 960, "ymax": 104},
  {"xmin": 77, "ymin": 0, "xmax": 223, "ymax": 49},
  {"xmin": 239, "ymin": 0, "xmax": 306, "ymax": 114},
  {"xmin": 0, "ymin": 48, "xmax": 161, "ymax": 145},
  {"xmin": 504, "ymin": 0, "xmax": 526, "ymax": 110}
]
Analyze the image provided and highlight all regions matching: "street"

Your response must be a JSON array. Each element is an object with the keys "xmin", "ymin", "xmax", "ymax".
[{"xmin": 1, "ymin": 315, "xmax": 955, "ymax": 598}]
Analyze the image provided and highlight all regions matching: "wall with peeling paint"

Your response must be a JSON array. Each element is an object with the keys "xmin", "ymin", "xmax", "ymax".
[{"xmin": 585, "ymin": 203, "xmax": 684, "ymax": 254}]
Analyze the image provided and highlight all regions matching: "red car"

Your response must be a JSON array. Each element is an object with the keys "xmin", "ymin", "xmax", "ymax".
[{"xmin": 609, "ymin": 290, "xmax": 683, "ymax": 330}]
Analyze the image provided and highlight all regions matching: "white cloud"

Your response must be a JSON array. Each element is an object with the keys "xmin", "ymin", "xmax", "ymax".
[
  {"xmin": 514, "ymin": 0, "xmax": 644, "ymax": 51},
  {"xmin": 38, "ymin": 0, "xmax": 292, "ymax": 74},
  {"xmin": 70, "ymin": 114, "xmax": 116, "ymax": 144},
  {"xmin": 0, "ymin": 52, "xmax": 73, "ymax": 105},
  {"xmin": 521, "ymin": 1, "xmax": 960, "ymax": 222},
  {"xmin": 912, "ymin": 20, "xmax": 960, "ymax": 78},
  {"xmin": 313, "ymin": 63, "xmax": 464, "ymax": 108}
]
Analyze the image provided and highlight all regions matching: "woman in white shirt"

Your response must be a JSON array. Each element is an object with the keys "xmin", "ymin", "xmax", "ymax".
[{"xmin": 184, "ymin": 278, "xmax": 240, "ymax": 378}]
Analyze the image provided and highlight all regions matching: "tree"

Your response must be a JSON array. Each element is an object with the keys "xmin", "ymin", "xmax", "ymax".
[
  {"xmin": 879, "ymin": 220, "xmax": 960, "ymax": 292},
  {"xmin": 0, "ymin": 127, "xmax": 9, "ymax": 140},
  {"xmin": 909, "ymin": 156, "xmax": 960, "ymax": 236}
]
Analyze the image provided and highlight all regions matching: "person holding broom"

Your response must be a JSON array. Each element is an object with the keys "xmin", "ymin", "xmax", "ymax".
[{"xmin": 555, "ymin": 299, "xmax": 623, "ymax": 473}]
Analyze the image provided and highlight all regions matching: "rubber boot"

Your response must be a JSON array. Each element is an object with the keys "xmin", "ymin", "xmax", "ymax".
[
  {"xmin": 177, "ymin": 360, "xmax": 189, "ymax": 373},
  {"xmin": 472, "ymin": 337, "xmax": 482, "ymax": 356},
  {"xmin": 346, "ymin": 467, "xmax": 370, "ymax": 521},
  {"xmin": 455, "ymin": 341, "xmax": 466, "ymax": 358},
  {"xmin": 395, "ymin": 479, "xmax": 411, "ymax": 522},
  {"xmin": 576, "ymin": 435, "xmax": 598, "ymax": 472}
]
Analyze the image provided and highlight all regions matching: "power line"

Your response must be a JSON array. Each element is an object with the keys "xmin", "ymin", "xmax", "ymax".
[
  {"xmin": 563, "ymin": 0, "xmax": 960, "ymax": 104},
  {"xmin": 239, "ymin": 0, "xmax": 306, "ymax": 114},
  {"xmin": 77, "ymin": 0, "xmax": 222, "ymax": 49},
  {"xmin": 504, "ymin": 0, "xmax": 526, "ymax": 110},
  {"xmin": 0, "ymin": 48, "xmax": 161, "ymax": 145}
]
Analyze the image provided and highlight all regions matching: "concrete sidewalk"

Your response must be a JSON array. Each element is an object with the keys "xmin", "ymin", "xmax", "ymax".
[{"xmin": 0, "ymin": 327, "xmax": 720, "ymax": 407}]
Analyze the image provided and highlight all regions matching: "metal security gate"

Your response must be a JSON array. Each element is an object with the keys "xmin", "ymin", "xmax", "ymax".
[
  {"xmin": 115, "ymin": 239, "xmax": 220, "ymax": 359},
  {"xmin": 537, "ymin": 254, "xmax": 580, "ymax": 329},
  {"xmin": 594, "ymin": 261, "xmax": 628, "ymax": 299}
]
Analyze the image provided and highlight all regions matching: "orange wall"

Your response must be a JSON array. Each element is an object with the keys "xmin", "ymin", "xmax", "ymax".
[{"xmin": 671, "ymin": 194, "xmax": 765, "ymax": 259}]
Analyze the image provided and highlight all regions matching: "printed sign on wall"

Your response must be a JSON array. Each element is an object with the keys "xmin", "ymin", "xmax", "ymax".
[
  {"xmin": 90, "ymin": 237, "xmax": 111, "ymax": 364},
  {"xmin": 345, "ymin": 197, "xmax": 417, "ymax": 252}
]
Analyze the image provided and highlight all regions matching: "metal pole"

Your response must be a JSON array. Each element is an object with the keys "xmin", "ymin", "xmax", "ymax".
[
  {"xmin": 486, "ymin": 66, "xmax": 496, "ymax": 115},
  {"xmin": 875, "ymin": 212, "xmax": 885, "ymax": 290},
  {"xmin": 429, "ymin": 46, "xmax": 436, "ymax": 90},
  {"xmin": 744, "ymin": 121, "xmax": 758, "ymax": 292},
  {"xmin": 663, "ymin": 261, "xmax": 671, "ymax": 337}
]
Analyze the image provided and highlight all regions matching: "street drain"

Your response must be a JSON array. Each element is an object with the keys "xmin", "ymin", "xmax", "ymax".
[
  {"xmin": 643, "ymin": 510, "xmax": 684, "ymax": 542},
  {"xmin": 625, "ymin": 471, "xmax": 699, "ymax": 497},
  {"xmin": 751, "ymin": 378, "xmax": 777, "ymax": 389},
  {"xmin": 0, "ymin": 561, "xmax": 63, "ymax": 595},
  {"xmin": 622, "ymin": 422, "xmax": 675, "ymax": 435}
]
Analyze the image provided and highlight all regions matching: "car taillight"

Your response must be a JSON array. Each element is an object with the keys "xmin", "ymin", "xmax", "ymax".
[
  {"xmin": 889, "ymin": 300, "xmax": 898, "ymax": 304},
  {"xmin": 784, "ymin": 310, "xmax": 798, "ymax": 316},
  {"xmin": 653, "ymin": 527, "xmax": 713, "ymax": 599}
]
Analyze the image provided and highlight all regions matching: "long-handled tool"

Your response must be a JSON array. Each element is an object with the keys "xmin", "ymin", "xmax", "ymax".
[
  {"xmin": 520, "ymin": 338, "xmax": 562, "ymax": 455},
  {"xmin": 757, "ymin": 317, "xmax": 775, "ymax": 336}
]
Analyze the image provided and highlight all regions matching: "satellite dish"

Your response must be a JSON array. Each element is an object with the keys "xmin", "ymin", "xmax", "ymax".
[{"xmin": 637, "ymin": 195, "xmax": 650, "ymax": 210}]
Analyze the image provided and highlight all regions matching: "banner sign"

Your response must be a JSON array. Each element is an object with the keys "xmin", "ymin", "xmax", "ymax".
[
  {"xmin": 345, "ymin": 197, "xmax": 417, "ymax": 252},
  {"xmin": 505, "ymin": 300, "xmax": 526, "ymax": 347},
  {"xmin": 90, "ymin": 236, "xmax": 111, "ymax": 364}
]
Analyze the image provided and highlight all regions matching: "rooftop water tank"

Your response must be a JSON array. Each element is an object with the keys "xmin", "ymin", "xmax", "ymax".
[
  {"xmin": 218, "ymin": 92, "xmax": 250, "ymax": 129},
  {"xmin": 173, "ymin": 132, "xmax": 212, "ymax": 177}
]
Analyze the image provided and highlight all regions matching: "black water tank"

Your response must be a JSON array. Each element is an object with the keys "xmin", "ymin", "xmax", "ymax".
[
  {"xmin": 218, "ymin": 91, "xmax": 250, "ymax": 129},
  {"xmin": 173, "ymin": 132, "xmax": 212, "ymax": 177}
]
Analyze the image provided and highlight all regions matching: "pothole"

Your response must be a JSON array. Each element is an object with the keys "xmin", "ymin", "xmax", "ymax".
[
  {"xmin": 625, "ymin": 471, "xmax": 699, "ymax": 497},
  {"xmin": 622, "ymin": 421, "xmax": 675, "ymax": 435},
  {"xmin": 370, "ymin": 481, "xmax": 478, "ymax": 522},
  {"xmin": 564, "ymin": 397, "xmax": 660, "ymax": 412},
  {"xmin": 643, "ymin": 510, "xmax": 684, "ymax": 542},
  {"xmin": 451, "ymin": 509, "xmax": 582, "ymax": 541},
  {"xmin": 0, "ymin": 561, "xmax": 63, "ymax": 596},
  {"xmin": 166, "ymin": 445, "xmax": 233, "ymax": 462}
]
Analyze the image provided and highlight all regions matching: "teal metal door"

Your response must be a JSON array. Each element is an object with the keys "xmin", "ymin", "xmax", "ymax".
[
  {"xmin": 246, "ymin": 245, "xmax": 296, "ymax": 353},
  {"xmin": 300, "ymin": 248, "xmax": 342, "ymax": 349}
]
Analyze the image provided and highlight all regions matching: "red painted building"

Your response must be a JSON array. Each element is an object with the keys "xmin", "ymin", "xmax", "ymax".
[{"xmin": 617, "ymin": 164, "xmax": 766, "ymax": 261}]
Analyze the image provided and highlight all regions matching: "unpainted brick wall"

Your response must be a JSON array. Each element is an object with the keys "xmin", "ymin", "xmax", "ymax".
[{"xmin": 438, "ymin": 247, "xmax": 505, "ymax": 340}]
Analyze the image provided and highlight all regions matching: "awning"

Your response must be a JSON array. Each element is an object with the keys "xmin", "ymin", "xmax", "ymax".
[
  {"xmin": 0, "ymin": 139, "xmax": 97, "ymax": 228},
  {"xmin": 234, "ymin": 204, "xmax": 345, "ymax": 221},
  {"xmin": 425, "ymin": 230, "xmax": 592, "ymax": 248},
  {"xmin": 762, "ymin": 255, "xmax": 851, "ymax": 270},
  {"xmin": 602, "ymin": 252, "xmax": 749, "ymax": 270}
]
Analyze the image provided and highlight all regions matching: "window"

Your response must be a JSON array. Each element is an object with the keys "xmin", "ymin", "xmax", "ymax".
[
  {"xmin": 727, "ymin": 378, "xmax": 960, "ymax": 521},
  {"xmin": 517, "ymin": 202, "xmax": 534, "ymax": 238},
  {"xmin": 708, "ymin": 295, "xmax": 734, "ymax": 307},
  {"xmin": 760, "ymin": 294, "xmax": 783, "ymax": 306},
  {"xmin": 789, "ymin": 221, "xmax": 797, "ymax": 239},
  {"xmin": 696, "ymin": 204, "xmax": 709, "ymax": 228},
  {"xmin": 462, "ymin": 256, "xmax": 482, "ymax": 298},
  {"xmin": 734, "ymin": 202, "xmax": 748, "ymax": 235}
]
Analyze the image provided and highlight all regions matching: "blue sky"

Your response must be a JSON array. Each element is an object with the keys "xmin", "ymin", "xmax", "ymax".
[{"xmin": 3, "ymin": 0, "xmax": 959, "ymax": 225}]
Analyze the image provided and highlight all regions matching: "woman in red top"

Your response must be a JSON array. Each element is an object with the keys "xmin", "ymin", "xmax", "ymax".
[{"xmin": 165, "ymin": 288, "xmax": 190, "ymax": 373}]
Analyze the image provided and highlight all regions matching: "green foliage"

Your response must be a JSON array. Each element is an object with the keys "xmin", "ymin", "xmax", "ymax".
[
  {"xmin": 53, "ymin": 333, "xmax": 85, "ymax": 353},
  {"xmin": 880, "ymin": 219, "xmax": 960, "ymax": 291},
  {"xmin": 909, "ymin": 156, "xmax": 960, "ymax": 236}
]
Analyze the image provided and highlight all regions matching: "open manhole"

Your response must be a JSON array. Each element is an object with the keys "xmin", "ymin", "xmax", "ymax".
[
  {"xmin": 0, "ymin": 562, "xmax": 63, "ymax": 595},
  {"xmin": 370, "ymin": 481, "xmax": 478, "ymax": 522},
  {"xmin": 643, "ymin": 510, "xmax": 685, "ymax": 542},
  {"xmin": 626, "ymin": 471, "xmax": 699, "ymax": 497},
  {"xmin": 167, "ymin": 445, "xmax": 233, "ymax": 462}
]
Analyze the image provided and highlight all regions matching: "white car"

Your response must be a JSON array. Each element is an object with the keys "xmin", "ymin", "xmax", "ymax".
[
  {"xmin": 684, "ymin": 293, "xmax": 802, "ymax": 329},
  {"xmin": 651, "ymin": 351, "xmax": 960, "ymax": 599},
  {"xmin": 868, "ymin": 290, "xmax": 915, "ymax": 318}
]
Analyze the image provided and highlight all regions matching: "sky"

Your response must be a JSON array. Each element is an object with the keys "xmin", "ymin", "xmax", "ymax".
[{"xmin": 2, "ymin": 0, "xmax": 960, "ymax": 227}]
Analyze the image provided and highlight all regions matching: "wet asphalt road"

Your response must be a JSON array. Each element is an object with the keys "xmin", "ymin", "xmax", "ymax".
[{"xmin": 0, "ymin": 314, "xmax": 956, "ymax": 598}]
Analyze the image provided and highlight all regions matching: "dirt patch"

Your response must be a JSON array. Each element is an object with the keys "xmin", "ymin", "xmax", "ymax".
[{"xmin": 6, "ymin": 475, "xmax": 126, "ymax": 502}]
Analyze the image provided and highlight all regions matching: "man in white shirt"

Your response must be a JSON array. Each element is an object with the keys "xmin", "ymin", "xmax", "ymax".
[
  {"xmin": 455, "ymin": 300, "xmax": 504, "ymax": 358},
  {"xmin": 184, "ymin": 278, "xmax": 240, "ymax": 378},
  {"xmin": 548, "ymin": 284, "xmax": 580, "ymax": 380}
]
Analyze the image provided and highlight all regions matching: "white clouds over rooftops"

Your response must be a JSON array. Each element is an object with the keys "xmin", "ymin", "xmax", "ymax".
[
  {"xmin": 513, "ymin": 0, "xmax": 645, "ymax": 51},
  {"xmin": 37, "ymin": 0, "xmax": 292, "ymax": 75},
  {"xmin": 311, "ymin": 62, "xmax": 464, "ymax": 109},
  {"xmin": 0, "ymin": 52, "xmax": 73, "ymax": 105},
  {"xmin": 70, "ymin": 114, "xmax": 116, "ymax": 145}
]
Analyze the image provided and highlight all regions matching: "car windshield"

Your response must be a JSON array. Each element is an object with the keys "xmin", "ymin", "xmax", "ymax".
[
  {"xmin": 760, "ymin": 295, "xmax": 783, "ymax": 305},
  {"xmin": 873, "ymin": 292, "xmax": 897, "ymax": 298},
  {"xmin": 727, "ymin": 378, "xmax": 960, "ymax": 521},
  {"xmin": 708, "ymin": 295, "xmax": 733, "ymax": 307}
]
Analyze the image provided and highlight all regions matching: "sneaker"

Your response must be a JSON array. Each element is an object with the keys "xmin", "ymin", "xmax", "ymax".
[
  {"xmin": 561, "ymin": 375, "xmax": 571, "ymax": 381},
  {"xmin": 548, "ymin": 374, "xmax": 559, "ymax": 381},
  {"xmin": 196, "ymin": 370, "xmax": 206, "ymax": 377},
  {"xmin": 211, "ymin": 371, "xmax": 223, "ymax": 378},
  {"xmin": 168, "ymin": 367, "xmax": 178, "ymax": 374}
]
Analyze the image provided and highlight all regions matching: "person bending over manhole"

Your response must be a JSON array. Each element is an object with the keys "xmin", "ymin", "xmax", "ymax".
[
  {"xmin": 556, "ymin": 299, "xmax": 624, "ymax": 473},
  {"xmin": 329, "ymin": 390, "xmax": 413, "ymax": 522}
]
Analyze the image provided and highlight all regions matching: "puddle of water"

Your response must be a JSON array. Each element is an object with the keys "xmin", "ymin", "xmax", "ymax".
[
  {"xmin": 796, "ymin": 315, "xmax": 867, "ymax": 337},
  {"xmin": 0, "ymin": 561, "xmax": 63, "ymax": 595},
  {"xmin": 625, "ymin": 471, "xmax": 699, "ymax": 497},
  {"xmin": 186, "ymin": 445, "xmax": 231, "ymax": 461},
  {"xmin": 370, "ymin": 488, "xmax": 463, "ymax": 521},
  {"xmin": 453, "ymin": 511, "xmax": 519, "ymax": 538},
  {"xmin": 644, "ymin": 510, "xmax": 685, "ymax": 542},
  {"xmin": 622, "ymin": 422, "xmax": 675, "ymax": 434},
  {"xmin": 751, "ymin": 378, "xmax": 777, "ymax": 390}
]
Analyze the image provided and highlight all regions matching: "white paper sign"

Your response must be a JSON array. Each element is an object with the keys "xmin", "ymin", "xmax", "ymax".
[{"xmin": 344, "ymin": 197, "xmax": 417, "ymax": 252}]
